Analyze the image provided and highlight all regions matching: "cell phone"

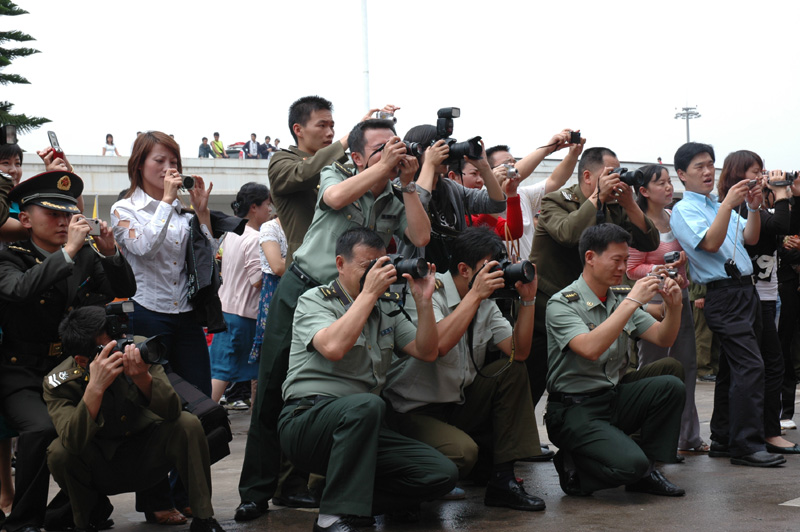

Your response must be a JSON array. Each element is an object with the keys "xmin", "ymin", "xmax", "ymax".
[
  {"xmin": 86, "ymin": 218, "xmax": 101, "ymax": 236},
  {"xmin": 47, "ymin": 131, "xmax": 65, "ymax": 160}
]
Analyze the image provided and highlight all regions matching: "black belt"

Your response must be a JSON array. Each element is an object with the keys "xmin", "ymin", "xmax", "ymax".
[
  {"xmin": 284, "ymin": 395, "xmax": 334, "ymax": 407},
  {"xmin": 289, "ymin": 262, "xmax": 321, "ymax": 287},
  {"xmin": 548, "ymin": 389, "xmax": 610, "ymax": 406},
  {"xmin": 707, "ymin": 274, "xmax": 755, "ymax": 291}
]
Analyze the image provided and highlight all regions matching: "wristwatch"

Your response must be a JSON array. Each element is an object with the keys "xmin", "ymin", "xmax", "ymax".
[{"xmin": 400, "ymin": 182, "xmax": 417, "ymax": 193}]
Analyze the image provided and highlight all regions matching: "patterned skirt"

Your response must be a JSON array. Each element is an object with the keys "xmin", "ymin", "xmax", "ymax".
[{"xmin": 249, "ymin": 272, "xmax": 280, "ymax": 364}]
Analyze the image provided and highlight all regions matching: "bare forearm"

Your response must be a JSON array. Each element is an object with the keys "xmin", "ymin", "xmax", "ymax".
[
  {"xmin": 481, "ymin": 165, "xmax": 505, "ymax": 202},
  {"xmin": 568, "ymin": 300, "xmax": 638, "ymax": 360},
  {"xmin": 323, "ymin": 166, "xmax": 389, "ymax": 210},
  {"xmin": 411, "ymin": 299, "xmax": 438, "ymax": 361},
  {"xmin": 435, "ymin": 292, "xmax": 482, "ymax": 356},
  {"xmin": 313, "ymin": 295, "xmax": 376, "ymax": 360},
  {"xmin": 700, "ymin": 206, "xmax": 733, "ymax": 253},
  {"xmin": 403, "ymin": 193, "xmax": 431, "ymax": 246},
  {"xmin": 743, "ymin": 210, "xmax": 761, "ymax": 245},
  {"xmin": 511, "ymin": 307, "xmax": 534, "ymax": 361},
  {"xmin": 515, "ymin": 148, "xmax": 549, "ymax": 180}
]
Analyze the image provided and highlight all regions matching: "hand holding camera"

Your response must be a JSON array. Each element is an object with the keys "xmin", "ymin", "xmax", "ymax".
[
  {"xmin": 597, "ymin": 168, "xmax": 626, "ymax": 203},
  {"xmin": 630, "ymin": 274, "xmax": 662, "ymax": 305},
  {"xmin": 397, "ymin": 155, "xmax": 419, "ymax": 186},
  {"xmin": 406, "ymin": 261, "xmax": 437, "ymax": 303},
  {"xmin": 470, "ymin": 260, "xmax": 506, "ymax": 301},
  {"xmin": 660, "ymin": 276, "xmax": 683, "ymax": 309},
  {"xmin": 121, "ymin": 342, "xmax": 151, "ymax": 384},
  {"xmin": 363, "ymin": 104, "xmax": 400, "ymax": 123},
  {"xmin": 90, "ymin": 218, "xmax": 119, "ymax": 257},
  {"xmin": 722, "ymin": 179, "xmax": 758, "ymax": 211},
  {"xmin": 162, "ymin": 169, "xmax": 183, "ymax": 204},
  {"xmin": 88, "ymin": 340, "xmax": 125, "ymax": 394},
  {"xmin": 187, "ymin": 175, "xmax": 213, "ymax": 215},
  {"xmin": 361, "ymin": 256, "xmax": 398, "ymax": 299},
  {"xmin": 424, "ymin": 139, "xmax": 450, "ymax": 169},
  {"xmin": 378, "ymin": 136, "xmax": 407, "ymax": 174}
]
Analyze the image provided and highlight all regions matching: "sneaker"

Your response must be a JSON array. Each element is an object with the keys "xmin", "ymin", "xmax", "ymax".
[
  {"xmin": 225, "ymin": 400, "xmax": 249, "ymax": 411},
  {"xmin": 219, "ymin": 395, "xmax": 228, "ymax": 406},
  {"xmin": 781, "ymin": 419, "xmax": 797, "ymax": 430}
]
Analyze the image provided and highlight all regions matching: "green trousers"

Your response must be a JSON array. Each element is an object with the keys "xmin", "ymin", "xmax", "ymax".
[
  {"xmin": 392, "ymin": 359, "xmax": 539, "ymax": 478},
  {"xmin": 545, "ymin": 361, "xmax": 685, "ymax": 493},
  {"xmin": 694, "ymin": 305, "xmax": 720, "ymax": 377},
  {"xmin": 47, "ymin": 412, "xmax": 212, "ymax": 528},
  {"xmin": 278, "ymin": 393, "xmax": 457, "ymax": 517}
]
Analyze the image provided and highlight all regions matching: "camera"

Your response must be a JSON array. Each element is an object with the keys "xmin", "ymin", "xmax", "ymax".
[
  {"xmin": 0, "ymin": 125, "xmax": 17, "ymax": 146},
  {"xmin": 768, "ymin": 171, "xmax": 799, "ymax": 187},
  {"xmin": 746, "ymin": 179, "xmax": 759, "ymax": 188},
  {"xmin": 86, "ymin": 218, "xmax": 101, "ymax": 236},
  {"xmin": 374, "ymin": 110, "xmax": 397, "ymax": 123},
  {"xmin": 663, "ymin": 251, "xmax": 680, "ymax": 264},
  {"xmin": 503, "ymin": 163, "xmax": 519, "ymax": 179},
  {"xmin": 179, "ymin": 174, "xmax": 195, "ymax": 190},
  {"xmin": 434, "ymin": 107, "xmax": 483, "ymax": 164},
  {"xmin": 488, "ymin": 259, "xmax": 536, "ymax": 299},
  {"xmin": 611, "ymin": 167, "xmax": 645, "ymax": 188},
  {"xmin": 403, "ymin": 141, "xmax": 423, "ymax": 158},
  {"xmin": 102, "ymin": 301, "xmax": 168, "ymax": 365},
  {"xmin": 360, "ymin": 254, "xmax": 429, "ymax": 288},
  {"xmin": 569, "ymin": 131, "xmax": 581, "ymax": 144},
  {"xmin": 646, "ymin": 272, "xmax": 665, "ymax": 291}
]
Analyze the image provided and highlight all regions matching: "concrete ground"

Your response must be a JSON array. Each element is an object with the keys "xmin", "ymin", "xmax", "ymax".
[{"xmin": 51, "ymin": 380, "xmax": 800, "ymax": 532}]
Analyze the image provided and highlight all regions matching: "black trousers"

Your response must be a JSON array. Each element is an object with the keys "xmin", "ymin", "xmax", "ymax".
[
  {"xmin": 778, "ymin": 280, "xmax": 800, "ymax": 420},
  {"xmin": 705, "ymin": 284, "xmax": 766, "ymax": 456},
  {"xmin": 758, "ymin": 301, "xmax": 785, "ymax": 438}
]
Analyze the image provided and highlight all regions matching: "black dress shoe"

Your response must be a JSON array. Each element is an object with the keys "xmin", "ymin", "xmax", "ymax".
[
  {"xmin": 234, "ymin": 501, "xmax": 268, "ymax": 522},
  {"xmin": 708, "ymin": 440, "xmax": 731, "ymax": 458},
  {"xmin": 519, "ymin": 444, "xmax": 556, "ymax": 462},
  {"xmin": 484, "ymin": 478, "xmax": 546, "ymax": 511},
  {"xmin": 698, "ymin": 374, "xmax": 716, "ymax": 382},
  {"xmin": 553, "ymin": 451, "xmax": 590, "ymax": 496},
  {"xmin": 12, "ymin": 526, "xmax": 42, "ymax": 532},
  {"xmin": 625, "ymin": 470, "xmax": 685, "ymax": 497},
  {"xmin": 730, "ymin": 451, "xmax": 787, "ymax": 467},
  {"xmin": 190, "ymin": 517, "xmax": 225, "ymax": 532},
  {"xmin": 272, "ymin": 488, "xmax": 319, "ymax": 508},
  {"xmin": 312, "ymin": 518, "xmax": 361, "ymax": 532},
  {"xmin": 674, "ymin": 454, "xmax": 685, "ymax": 463},
  {"xmin": 765, "ymin": 442, "xmax": 800, "ymax": 454}
]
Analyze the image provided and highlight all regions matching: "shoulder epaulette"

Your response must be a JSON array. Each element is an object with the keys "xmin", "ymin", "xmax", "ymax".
[
  {"xmin": 610, "ymin": 285, "xmax": 632, "ymax": 294},
  {"xmin": 7, "ymin": 245, "xmax": 31, "ymax": 254},
  {"xmin": 378, "ymin": 292, "xmax": 402, "ymax": 303},
  {"xmin": 434, "ymin": 279, "xmax": 444, "ymax": 291},
  {"xmin": 45, "ymin": 366, "xmax": 86, "ymax": 390},
  {"xmin": 561, "ymin": 189, "xmax": 580, "ymax": 203},
  {"xmin": 333, "ymin": 161, "xmax": 355, "ymax": 178},
  {"xmin": 563, "ymin": 291, "xmax": 580, "ymax": 303},
  {"xmin": 319, "ymin": 286, "xmax": 337, "ymax": 299}
]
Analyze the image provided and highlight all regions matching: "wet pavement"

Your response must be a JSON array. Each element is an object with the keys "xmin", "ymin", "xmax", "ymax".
[{"xmin": 56, "ymin": 380, "xmax": 800, "ymax": 532}]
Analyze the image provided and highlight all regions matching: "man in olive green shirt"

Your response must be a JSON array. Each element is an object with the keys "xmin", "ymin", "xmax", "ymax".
[
  {"xmin": 279, "ymin": 227, "xmax": 456, "ymax": 532},
  {"xmin": 528, "ymin": 147, "xmax": 660, "ymax": 414},
  {"xmin": 545, "ymin": 224, "xmax": 685, "ymax": 498}
]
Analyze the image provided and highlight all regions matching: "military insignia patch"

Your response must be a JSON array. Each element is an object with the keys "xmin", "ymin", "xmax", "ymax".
[
  {"xmin": 334, "ymin": 161, "xmax": 355, "ymax": 177},
  {"xmin": 588, "ymin": 323, "xmax": 596, "ymax": 330},
  {"xmin": 57, "ymin": 175, "xmax": 71, "ymax": 191},
  {"xmin": 46, "ymin": 371, "xmax": 65, "ymax": 388},
  {"xmin": 380, "ymin": 327, "xmax": 394, "ymax": 337},
  {"xmin": 563, "ymin": 291, "xmax": 580, "ymax": 303},
  {"xmin": 319, "ymin": 286, "xmax": 337, "ymax": 299}
]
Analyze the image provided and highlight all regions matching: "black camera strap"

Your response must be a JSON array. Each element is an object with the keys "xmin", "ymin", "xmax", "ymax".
[{"xmin": 466, "ymin": 316, "xmax": 513, "ymax": 379}]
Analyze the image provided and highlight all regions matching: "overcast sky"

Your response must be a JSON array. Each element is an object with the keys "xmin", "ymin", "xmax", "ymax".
[{"xmin": 5, "ymin": 0, "xmax": 800, "ymax": 169}]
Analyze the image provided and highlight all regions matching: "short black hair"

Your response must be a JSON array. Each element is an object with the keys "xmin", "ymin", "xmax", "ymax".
[
  {"xmin": 673, "ymin": 142, "xmax": 715, "ymax": 174},
  {"xmin": 231, "ymin": 182, "xmax": 270, "ymax": 217},
  {"xmin": 288, "ymin": 95, "xmax": 333, "ymax": 143},
  {"xmin": 577, "ymin": 147, "xmax": 617, "ymax": 178},
  {"xmin": 578, "ymin": 224, "xmax": 632, "ymax": 266},
  {"xmin": 486, "ymin": 145, "xmax": 511, "ymax": 166},
  {"xmin": 0, "ymin": 143, "xmax": 23, "ymax": 163},
  {"xmin": 347, "ymin": 119, "xmax": 397, "ymax": 158},
  {"xmin": 213, "ymin": 132, "xmax": 220, "ymax": 136},
  {"xmin": 59, "ymin": 306, "xmax": 108, "ymax": 358},
  {"xmin": 335, "ymin": 227, "xmax": 385, "ymax": 261},
  {"xmin": 448, "ymin": 226, "xmax": 505, "ymax": 274}
]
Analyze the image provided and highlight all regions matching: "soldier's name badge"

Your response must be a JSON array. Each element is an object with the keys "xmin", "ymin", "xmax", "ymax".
[
  {"xmin": 46, "ymin": 370, "xmax": 70, "ymax": 388},
  {"xmin": 380, "ymin": 327, "xmax": 394, "ymax": 337},
  {"xmin": 587, "ymin": 323, "xmax": 597, "ymax": 331}
]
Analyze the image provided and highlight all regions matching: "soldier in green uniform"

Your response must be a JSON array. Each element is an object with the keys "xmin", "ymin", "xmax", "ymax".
[
  {"xmin": 279, "ymin": 227, "xmax": 456, "ymax": 532},
  {"xmin": 44, "ymin": 306, "xmax": 223, "ymax": 532},
  {"xmin": 528, "ymin": 147, "xmax": 661, "ymax": 414},
  {"xmin": 385, "ymin": 227, "xmax": 545, "ymax": 511},
  {"xmin": 237, "ymin": 103, "xmax": 422, "ymax": 520},
  {"xmin": 545, "ymin": 224, "xmax": 685, "ymax": 497},
  {"xmin": 0, "ymin": 171, "xmax": 137, "ymax": 532}
]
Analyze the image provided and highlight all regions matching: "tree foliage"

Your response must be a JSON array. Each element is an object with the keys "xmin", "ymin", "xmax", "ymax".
[{"xmin": 0, "ymin": 0, "xmax": 49, "ymax": 134}]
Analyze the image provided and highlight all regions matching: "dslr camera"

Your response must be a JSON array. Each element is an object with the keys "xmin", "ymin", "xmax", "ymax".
[
  {"xmin": 101, "ymin": 301, "xmax": 168, "ymax": 364},
  {"xmin": 360, "ymin": 254, "xmax": 429, "ymax": 288},
  {"xmin": 405, "ymin": 107, "xmax": 483, "ymax": 164},
  {"xmin": 483, "ymin": 259, "xmax": 536, "ymax": 299},
  {"xmin": 611, "ymin": 167, "xmax": 645, "ymax": 188}
]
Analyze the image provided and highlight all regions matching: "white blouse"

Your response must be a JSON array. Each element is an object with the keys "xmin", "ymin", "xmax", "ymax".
[{"xmin": 111, "ymin": 187, "xmax": 214, "ymax": 314}]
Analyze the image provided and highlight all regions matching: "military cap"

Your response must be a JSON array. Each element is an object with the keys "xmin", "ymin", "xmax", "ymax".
[{"xmin": 9, "ymin": 171, "xmax": 83, "ymax": 213}]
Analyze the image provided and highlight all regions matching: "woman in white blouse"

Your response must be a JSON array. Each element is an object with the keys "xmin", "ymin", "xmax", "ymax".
[{"xmin": 111, "ymin": 131, "xmax": 215, "ymax": 396}]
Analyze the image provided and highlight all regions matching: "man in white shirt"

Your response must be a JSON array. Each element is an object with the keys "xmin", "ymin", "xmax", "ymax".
[{"xmin": 245, "ymin": 134, "xmax": 260, "ymax": 159}]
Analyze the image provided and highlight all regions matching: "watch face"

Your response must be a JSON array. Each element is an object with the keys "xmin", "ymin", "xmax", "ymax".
[{"xmin": 404, "ymin": 182, "xmax": 416, "ymax": 192}]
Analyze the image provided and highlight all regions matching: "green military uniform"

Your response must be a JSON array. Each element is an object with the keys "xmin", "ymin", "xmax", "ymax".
[
  {"xmin": 689, "ymin": 278, "xmax": 719, "ymax": 377},
  {"xmin": 527, "ymin": 183, "xmax": 661, "ymax": 407},
  {"xmin": 43, "ymin": 359, "xmax": 213, "ymax": 528},
  {"xmin": 384, "ymin": 272, "xmax": 539, "ymax": 476},
  {"xmin": 277, "ymin": 280, "xmax": 457, "ymax": 517},
  {"xmin": 0, "ymin": 171, "xmax": 137, "ymax": 532},
  {"xmin": 544, "ymin": 276, "xmax": 685, "ymax": 494}
]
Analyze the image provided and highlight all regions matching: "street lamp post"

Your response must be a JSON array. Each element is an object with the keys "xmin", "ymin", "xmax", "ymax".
[{"xmin": 675, "ymin": 106, "xmax": 701, "ymax": 142}]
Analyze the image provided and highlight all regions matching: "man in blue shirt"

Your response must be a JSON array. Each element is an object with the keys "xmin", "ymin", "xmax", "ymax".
[{"xmin": 670, "ymin": 142, "xmax": 784, "ymax": 467}]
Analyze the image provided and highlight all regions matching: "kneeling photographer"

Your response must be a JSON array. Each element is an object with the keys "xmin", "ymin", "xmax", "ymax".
[
  {"xmin": 384, "ymin": 226, "xmax": 545, "ymax": 512},
  {"xmin": 44, "ymin": 306, "xmax": 224, "ymax": 532}
]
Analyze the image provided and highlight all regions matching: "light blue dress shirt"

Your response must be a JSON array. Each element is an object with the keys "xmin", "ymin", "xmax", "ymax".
[{"xmin": 670, "ymin": 191, "xmax": 753, "ymax": 284}]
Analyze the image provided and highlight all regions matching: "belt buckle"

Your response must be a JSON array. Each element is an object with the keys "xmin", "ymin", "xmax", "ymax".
[{"xmin": 48, "ymin": 342, "xmax": 63, "ymax": 357}]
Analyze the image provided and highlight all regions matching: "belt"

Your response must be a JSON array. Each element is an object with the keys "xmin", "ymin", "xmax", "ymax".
[
  {"xmin": 284, "ymin": 395, "xmax": 334, "ymax": 407},
  {"xmin": 707, "ymin": 274, "xmax": 755, "ymax": 291},
  {"xmin": 289, "ymin": 262, "xmax": 321, "ymax": 287},
  {"xmin": 548, "ymin": 389, "xmax": 610, "ymax": 406}
]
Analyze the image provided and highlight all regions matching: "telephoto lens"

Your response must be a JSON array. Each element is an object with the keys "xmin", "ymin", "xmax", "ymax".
[{"xmin": 389, "ymin": 255, "xmax": 429, "ymax": 280}]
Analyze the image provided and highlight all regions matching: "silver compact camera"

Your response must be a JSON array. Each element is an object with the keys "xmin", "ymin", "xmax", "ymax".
[
  {"xmin": 179, "ymin": 174, "xmax": 195, "ymax": 191},
  {"xmin": 503, "ymin": 163, "xmax": 519, "ymax": 179}
]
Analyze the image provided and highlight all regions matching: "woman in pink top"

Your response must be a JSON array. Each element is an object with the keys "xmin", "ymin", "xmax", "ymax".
[
  {"xmin": 629, "ymin": 164, "xmax": 706, "ymax": 453},
  {"xmin": 209, "ymin": 183, "xmax": 272, "ymax": 403}
]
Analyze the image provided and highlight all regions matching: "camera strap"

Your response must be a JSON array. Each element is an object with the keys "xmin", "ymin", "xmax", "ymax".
[{"xmin": 466, "ymin": 316, "xmax": 513, "ymax": 379}]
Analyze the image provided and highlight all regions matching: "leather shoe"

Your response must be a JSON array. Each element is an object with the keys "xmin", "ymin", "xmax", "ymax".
[
  {"xmin": 234, "ymin": 501, "xmax": 268, "ymax": 522},
  {"xmin": 313, "ymin": 518, "xmax": 361, "ymax": 532},
  {"xmin": 765, "ymin": 442, "xmax": 800, "ymax": 454},
  {"xmin": 625, "ymin": 470, "xmax": 685, "ymax": 497},
  {"xmin": 553, "ymin": 451, "xmax": 590, "ymax": 496},
  {"xmin": 272, "ymin": 488, "xmax": 319, "ymax": 509},
  {"xmin": 708, "ymin": 440, "xmax": 731, "ymax": 458},
  {"xmin": 730, "ymin": 451, "xmax": 786, "ymax": 467},
  {"xmin": 484, "ymin": 478, "xmax": 546, "ymax": 511},
  {"xmin": 519, "ymin": 444, "xmax": 556, "ymax": 462},
  {"xmin": 190, "ymin": 517, "xmax": 225, "ymax": 532}
]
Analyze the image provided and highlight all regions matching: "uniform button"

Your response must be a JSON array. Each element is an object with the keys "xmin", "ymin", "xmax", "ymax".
[
  {"xmin": 9, "ymin": 357, "xmax": 16, "ymax": 364},
  {"xmin": 85, "ymin": 293, "xmax": 90, "ymax": 297},
  {"xmin": 175, "ymin": 241, "xmax": 179, "ymax": 245},
  {"xmin": 346, "ymin": 215, "xmax": 352, "ymax": 220},
  {"xmin": 67, "ymin": 306, "xmax": 73, "ymax": 311},
  {"xmin": 120, "ymin": 415, "xmax": 127, "ymax": 422},
  {"xmin": 174, "ymin": 302, "xmax": 178, "ymax": 306},
  {"xmin": 369, "ymin": 225, "xmax": 374, "ymax": 230},
  {"xmin": 40, "ymin": 299, "xmax": 45, "ymax": 304},
  {"xmin": 173, "ymin": 282, "xmax": 177, "ymax": 285},
  {"xmin": 173, "ymin": 262, "xmax": 177, "ymax": 265},
  {"xmin": 125, "ymin": 431, "xmax": 131, "ymax": 437}
]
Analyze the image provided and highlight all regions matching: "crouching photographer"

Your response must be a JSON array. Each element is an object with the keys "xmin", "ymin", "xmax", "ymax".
[
  {"xmin": 43, "ymin": 306, "xmax": 224, "ymax": 532},
  {"xmin": 384, "ymin": 226, "xmax": 546, "ymax": 511}
]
